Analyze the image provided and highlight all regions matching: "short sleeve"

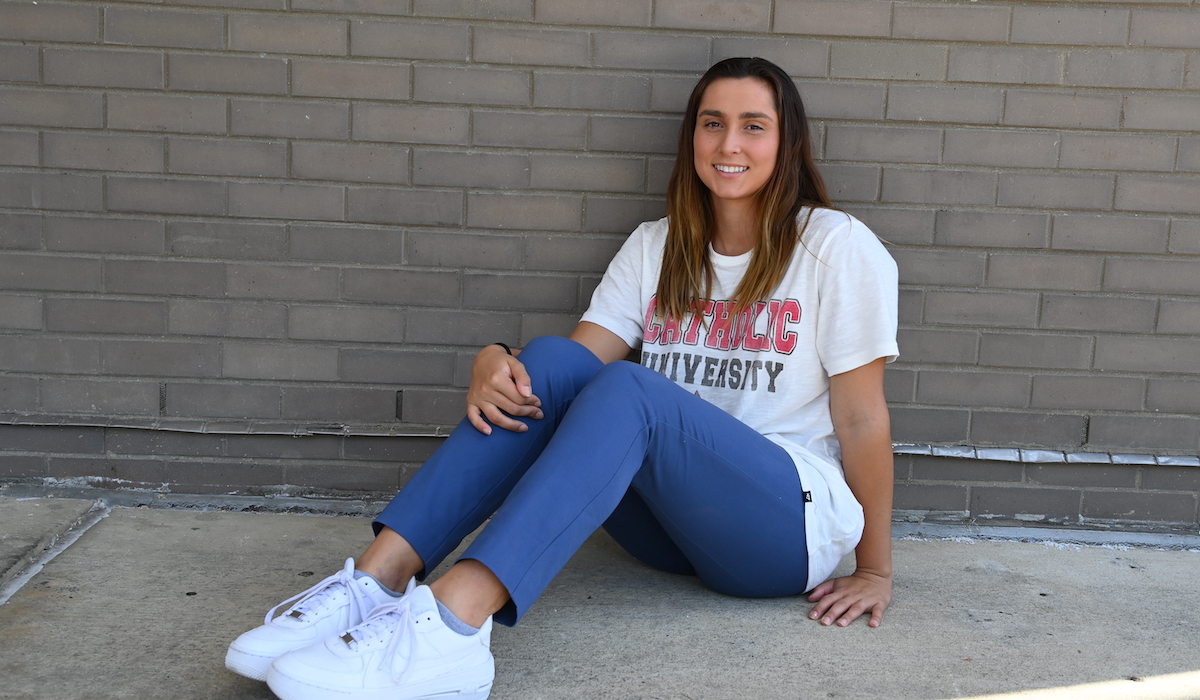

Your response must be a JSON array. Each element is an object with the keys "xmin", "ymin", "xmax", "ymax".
[
  {"xmin": 813, "ymin": 217, "xmax": 900, "ymax": 376},
  {"xmin": 579, "ymin": 222, "xmax": 652, "ymax": 348}
]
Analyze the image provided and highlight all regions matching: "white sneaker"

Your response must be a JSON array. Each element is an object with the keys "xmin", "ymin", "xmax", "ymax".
[
  {"xmin": 225, "ymin": 558, "xmax": 414, "ymax": 681},
  {"xmin": 266, "ymin": 585, "xmax": 495, "ymax": 700}
]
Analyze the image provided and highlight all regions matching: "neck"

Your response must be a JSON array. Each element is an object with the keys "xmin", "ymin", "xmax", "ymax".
[{"xmin": 710, "ymin": 198, "xmax": 757, "ymax": 256}]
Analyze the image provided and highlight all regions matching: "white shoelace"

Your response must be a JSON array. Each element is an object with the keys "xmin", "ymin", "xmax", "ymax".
[
  {"xmin": 342, "ymin": 600, "xmax": 421, "ymax": 681},
  {"xmin": 264, "ymin": 558, "xmax": 373, "ymax": 626}
]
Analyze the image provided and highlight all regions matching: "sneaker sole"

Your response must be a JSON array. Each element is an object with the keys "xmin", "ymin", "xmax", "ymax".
[
  {"xmin": 224, "ymin": 646, "xmax": 275, "ymax": 681},
  {"xmin": 266, "ymin": 667, "xmax": 493, "ymax": 700}
]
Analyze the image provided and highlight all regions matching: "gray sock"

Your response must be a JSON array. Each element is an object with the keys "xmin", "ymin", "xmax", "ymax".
[
  {"xmin": 352, "ymin": 570, "xmax": 404, "ymax": 598},
  {"xmin": 436, "ymin": 600, "xmax": 481, "ymax": 636}
]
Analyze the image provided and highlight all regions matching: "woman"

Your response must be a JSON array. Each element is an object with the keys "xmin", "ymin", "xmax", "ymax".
[{"xmin": 226, "ymin": 57, "xmax": 898, "ymax": 700}]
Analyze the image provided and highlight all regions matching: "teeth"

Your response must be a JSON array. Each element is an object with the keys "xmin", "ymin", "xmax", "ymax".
[{"xmin": 715, "ymin": 165, "xmax": 748, "ymax": 173}]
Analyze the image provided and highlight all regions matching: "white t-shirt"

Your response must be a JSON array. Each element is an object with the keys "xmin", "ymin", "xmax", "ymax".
[{"xmin": 580, "ymin": 207, "xmax": 899, "ymax": 590}]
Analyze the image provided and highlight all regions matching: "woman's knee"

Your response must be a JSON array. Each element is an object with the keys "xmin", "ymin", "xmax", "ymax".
[{"xmin": 517, "ymin": 336, "xmax": 604, "ymax": 385}]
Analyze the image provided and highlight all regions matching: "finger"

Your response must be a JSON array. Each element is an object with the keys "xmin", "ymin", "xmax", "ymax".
[
  {"xmin": 509, "ymin": 360, "xmax": 535, "ymax": 399},
  {"xmin": 817, "ymin": 597, "xmax": 854, "ymax": 626},
  {"xmin": 482, "ymin": 403, "xmax": 529, "ymax": 433},
  {"xmin": 836, "ymin": 600, "xmax": 870, "ymax": 627},
  {"xmin": 806, "ymin": 581, "xmax": 834, "ymax": 602},
  {"xmin": 466, "ymin": 405, "xmax": 492, "ymax": 436},
  {"xmin": 809, "ymin": 592, "xmax": 843, "ymax": 621},
  {"xmin": 868, "ymin": 605, "xmax": 884, "ymax": 628}
]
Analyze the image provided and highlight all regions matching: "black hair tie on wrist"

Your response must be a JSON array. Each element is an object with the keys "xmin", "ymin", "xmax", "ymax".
[{"xmin": 493, "ymin": 342, "xmax": 512, "ymax": 355}]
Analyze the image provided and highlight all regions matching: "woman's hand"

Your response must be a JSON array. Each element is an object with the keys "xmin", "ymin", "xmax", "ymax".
[
  {"xmin": 465, "ymin": 344, "xmax": 544, "ymax": 435},
  {"xmin": 806, "ymin": 569, "xmax": 892, "ymax": 628}
]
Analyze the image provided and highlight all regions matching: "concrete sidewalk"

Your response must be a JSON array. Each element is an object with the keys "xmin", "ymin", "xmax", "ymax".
[{"xmin": 1, "ymin": 492, "xmax": 1198, "ymax": 700}]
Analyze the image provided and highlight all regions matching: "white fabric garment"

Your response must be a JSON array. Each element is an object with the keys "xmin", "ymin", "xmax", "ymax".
[{"xmin": 579, "ymin": 207, "xmax": 899, "ymax": 589}]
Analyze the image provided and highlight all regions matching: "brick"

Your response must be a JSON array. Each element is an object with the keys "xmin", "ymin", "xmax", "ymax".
[
  {"xmin": 286, "ymin": 463, "xmax": 403, "ymax": 493},
  {"xmin": 521, "ymin": 314, "xmax": 580, "ymax": 344},
  {"xmin": 775, "ymin": 0, "xmax": 891, "ymax": 37},
  {"xmin": 1040, "ymin": 294, "xmax": 1156, "ymax": 333},
  {"xmin": 223, "ymin": 434, "xmax": 338, "ymax": 459},
  {"xmin": 0, "ymin": 45, "xmax": 38, "ymax": 82},
  {"xmin": 342, "ymin": 268, "xmax": 460, "ymax": 306},
  {"xmin": 473, "ymin": 27, "xmax": 590, "ymax": 65},
  {"xmin": 413, "ymin": 150, "xmax": 526, "ymax": 189},
  {"xmin": 49, "ymin": 457, "xmax": 165, "ymax": 486},
  {"xmin": 1159, "ymin": 299, "xmax": 1200, "ymax": 335},
  {"xmin": 413, "ymin": 0, "xmax": 531, "ymax": 20},
  {"xmin": 0, "ymin": 294, "xmax": 41, "ymax": 329},
  {"xmin": 283, "ymin": 387, "xmax": 396, "ymax": 422},
  {"xmin": 104, "ymin": 8, "xmax": 225, "ymax": 50},
  {"xmin": 397, "ymin": 388, "xmax": 464, "ymax": 425},
  {"xmin": 1095, "ymin": 336, "xmax": 1200, "ymax": 374},
  {"xmin": 826, "ymin": 125, "xmax": 941, "ymax": 164},
  {"xmin": 351, "ymin": 20, "xmax": 469, "ymax": 60},
  {"xmin": 473, "ymin": 111, "xmax": 585, "ymax": 149},
  {"xmin": 592, "ymin": 31, "xmax": 709, "ymax": 71},
  {"xmin": 714, "ymin": 38, "xmax": 829, "ymax": 79},
  {"xmin": 896, "ymin": 328, "xmax": 977, "ymax": 364},
  {"xmin": 169, "ymin": 54, "xmax": 288, "ymax": 94},
  {"xmin": 971, "ymin": 486, "xmax": 1082, "ymax": 522},
  {"xmin": 292, "ymin": 60, "xmax": 411, "ymax": 100},
  {"xmin": 893, "ymin": 483, "xmax": 968, "ymax": 513},
  {"xmin": 229, "ymin": 182, "xmax": 344, "ymax": 221},
  {"xmin": 231, "ymin": 99, "xmax": 349, "ymax": 139},
  {"xmin": 987, "ymin": 253, "xmax": 1103, "ymax": 292},
  {"xmin": 1051, "ymin": 214, "xmax": 1169, "ymax": 254},
  {"xmin": 0, "ymin": 425, "xmax": 105, "ymax": 453},
  {"xmin": 655, "ymin": 0, "xmax": 769, "ymax": 31},
  {"xmin": 795, "ymin": 82, "xmax": 884, "ymax": 120},
  {"xmin": 1123, "ymin": 94, "xmax": 1200, "ymax": 131},
  {"xmin": 342, "ymin": 435, "xmax": 440, "ymax": 462},
  {"xmin": 820, "ymin": 164, "xmax": 880, "ymax": 203},
  {"xmin": 0, "ymin": 89, "xmax": 103, "ymax": 129},
  {"xmin": 590, "ymin": 115, "xmax": 679, "ymax": 154},
  {"xmin": 883, "ymin": 367, "xmax": 915, "ymax": 403},
  {"xmin": 1170, "ymin": 220, "xmax": 1200, "ymax": 254},
  {"xmin": 524, "ymin": 235, "xmax": 625, "ymax": 273},
  {"xmin": 295, "ymin": 142, "xmax": 409, "ymax": 185},
  {"xmin": 979, "ymin": 333, "xmax": 1092, "ymax": 370},
  {"xmin": 1032, "ymin": 375, "xmax": 1145, "ymax": 411},
  {"xmin": 414, "ymin": 65, "xmax": 530, "ymax": 107},
  {"xmin": 0, "ymin": 2, "xmax": 99, "ymax": 42},
  {"xmin": 168, "ymin": 137, "xmax": 287, "ymax": 177},
  {"xmin": 464, "ymin": 274, "xmax": 577, "ymax": 311},
  {"xmin": 1027, "ymin": 464, "xmax": 1137, "ymax": 489},
  {"xmin": 583, "ymin": 197, "xmax": 667, "ymax": 235},
  {"xmin": 973, "ymin": 411, "xmax": 1087, "ymax": 449},
  {"xmin": 164, "ymin": 381, "xmax": 278, "ymax": 420},
  {"xmin": 229, "ymin": 15, "xmax": 346, "ymax": 56},
  {"xmin": 406, "ymin": 309, "xmax": 520, "ymax": 346},
  {"xmin": 43, "ymin": 132, "xmax": 164, "ymax": 173},
  {"xmin": 169, "ymin": 221, "xmax": 287, "ymax": 259},
  {"xmin": 1180, "ymin": 137, "xmax": 1200, "ymax": 172},
  {"xmin": 892, "ymin": 4, "xmax": 1010, "ymax": 42},
  {"xmin": 890, "ymin": 248, "xmax": 985, "ymax": 287},
  {"xmin": 910, "ymin": 456, "xmax": 1024, "ymax": 484},
  {"xmin": 1011, "ymin": 7, "xmax": 1128, "ymax": 45},
  {"xmin": 107, "ymin": 177, "xmax": 224, "ymax": 216},
  {"xmin": 168, "ymin": 300, "xmax": 287, "ymax": 339},
  {"xmin": 943, "ymin": 129, "xmax": 1059, "ymax": 169},
  {"xmin": 355, "ymin": 104, "xmax": 470, "ymax": 145},
  {"xmin": 1116, "ymin": 175, "xmax": 1200, "ymax": 215},
  {"xmin": 1005, "ymin": 91, "xmax": 1120, "ymax": 129},
  {"xmin": 467, "ymin": 193, "xmax": 582, "ymax": 231},
  {"xmin": 340, "ymin": 349, "xmax": 455, "ymax": 385},
  {"xmin": 831, "ymin": 42, "xmax": 946, "ymax": 81},
  {"xmin": 1148, "ymin": 379, "xmax": 1200, "ymax": 414},
  {"xmin": 535, "ymin": 0, "xmax": 649, "ymax": 25},
  {"xmin": 46, "ymin": 298, "xmax": 166, "ymax": 334},
  {"xmin": 1084, "ymin": 491, "xmax": 1196, "ymax": 524},
  {"xmin": 530, "ymin": 154, "xmax": 645, "ymax": 194},
  {"xmin": 650, "ymin": 74, "xmax": 701, "ymax": 112},
  {"xmin": 44, "ymin": 48, "xmax": 162, "ymax": 89},
  {"xmin": 165, "ymin": 461, "xmax": 285, "ymax": 489},
  {"xmin": 1091, "ymin": 415, "xmax": 1200, "ymax": 452},
  {"xmin": 101, "ymin": 340, "xmax": 221, "ymax": 377},
  {"xmin": 107, "ymin": 94, "xmax": 226, "ymax": 134},
  {"xmin": 0, "ymin": 254, "xmax": 100, "ymax": 292},
  {"xmin": 0, "ymin": 131, "xmax": 38, "ymax": 166},
  {"xmin": 406, "ymin": 231, "xmax": 523, "ymax": 269},
  {"xmin": 0, "ymin": 337, "xmax": 99, "ymax": 373},
  {"xmin": 935, "ymin": 211, "xmax": 1048, "ymax": 249},
  {"xmin": 917, "ymin": 371, "xmax": 1030, "ymax": 408},
  {"xmin": 1142, "ymin": 466, "xmax": 1200, "ymax": 492},
  {"xmin": 898, "ymin": 288, "xmax": 922, "ymax": 323},
  {"xmin": 887, "ymin": 85, "xmax": 1003, "ymax": 125},
  {"xmin": 882, "ymin": 169, "xmax": 996, "ymax": 206},
  {"xmin": 291, "ymin": 224, "xmax": 405, "ymax": 264},
  {"xmin": 647, "ymin": 158, "xmax": 674, "ymax": 195},
  {"xmin": 534, "ymin": 71, "xmax": 652, "ymax": 111},
  {"xmin": 1105, "ymin": 257, "xmax": 1200, "ymax": 295},
  {"xmin": 948, "ymin": 47, "xmax": 1062, "ymax": 85},
  {"xmin": 1130, "ymin": 9, "xmax": 1200, "ymax": 49},
  {"xmin": 106, "ymin": 259, "xmax": 224, "ymax": 297},
  {"xmin": 293, "ymin": 0, "xmax": 409, "ymax": 14},
  {"xmin": 998, "ymin": 172, "xmax": 1114, "ymax": 211},
  {"xmin": 889, "ymin": 407, "xmax": 969, "ymax": 444},
  {"xmin": 289, "ymin": 305, "xmax": 405, "ymax": 343},
  {"xmin": 347, "ymin": 188, "xmax": 463, "ymax": 226},
  {"xmin": 0, "ymin": 213, "xmax": 41, "ymax": 250},
  {"xmin": 226, "ymin": 264, "xmax": 340, "ymax": 301},
  {"xmin": 0, "ymin": 377, "xmax": 38, "ymax": 412},
  {"xmin": 223, "ymin": 343, "xmax": 339, "ymax": 380},
  {"xmin": 41, "ymin": 379, "xmax": 159, "ymax": 415},
  {"xmin": 1066, "ymin": 50, "xmax": 1184, "ymax": 89},
  {"xmin": 0, "ymin": 172, "xmax": 103, "ymax": 212}
]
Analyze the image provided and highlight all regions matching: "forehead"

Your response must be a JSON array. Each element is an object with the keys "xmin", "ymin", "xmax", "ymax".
[{"xmin": 696, "ymin": 77, "xmax": 777, "ymax": 116}]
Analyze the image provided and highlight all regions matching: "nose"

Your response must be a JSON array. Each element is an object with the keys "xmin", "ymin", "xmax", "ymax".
[{"xmin": 718, "ymin": 129, "xmax": 742, "ymax": 154}]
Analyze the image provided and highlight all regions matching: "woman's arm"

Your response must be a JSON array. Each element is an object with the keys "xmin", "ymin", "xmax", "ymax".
[
  {"xmin": 806, "ymin": 357, "xmax": 894, "ymax": 627},
  {"xmin": 465, "ymin": 322, "xmax": 632, "ymax": 435}
]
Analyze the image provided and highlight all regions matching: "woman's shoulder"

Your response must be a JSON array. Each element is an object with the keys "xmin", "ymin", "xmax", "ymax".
[{"xmin": 800, "ymin": 207, "xmax": 884, "ymax": 254}]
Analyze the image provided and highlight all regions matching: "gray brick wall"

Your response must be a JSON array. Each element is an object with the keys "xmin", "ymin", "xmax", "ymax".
[{"xmin": 2, "ymin": 1, "xmax": 1198, "ymax": 506}]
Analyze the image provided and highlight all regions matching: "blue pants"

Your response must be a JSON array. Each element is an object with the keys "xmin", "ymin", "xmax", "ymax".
[{"xmin": 374, "ymin": 336, "xmax": 809, "ymax": 626}]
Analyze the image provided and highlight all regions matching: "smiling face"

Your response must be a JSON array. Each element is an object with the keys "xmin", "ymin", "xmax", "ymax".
[{"xmin": 692, "ymin": 77, "xmax": 781, "ymax": 211}]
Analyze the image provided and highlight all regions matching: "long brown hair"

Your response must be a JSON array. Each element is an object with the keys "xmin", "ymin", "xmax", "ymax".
[{"xmin": 656, "ymin": 57, "xmax": 832, "ymax": 323}]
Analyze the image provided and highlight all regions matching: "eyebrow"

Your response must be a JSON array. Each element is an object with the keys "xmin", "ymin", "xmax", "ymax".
[{"xmin": 698, "ymin": 109, "xmax": 775, "ymax": 121}]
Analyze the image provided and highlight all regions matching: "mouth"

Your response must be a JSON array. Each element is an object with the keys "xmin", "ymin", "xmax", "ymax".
[{"xmin": 714, "ymin": 164, "xmax": 748, "ymax": 174}]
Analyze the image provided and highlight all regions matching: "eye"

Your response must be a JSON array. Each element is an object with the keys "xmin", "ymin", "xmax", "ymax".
[
  {"xmin": 703, "ymin": 120, "xmax": 722, "ymax": 129},
  {"xmin": 746, "ymin": 123, "xmax": 765, "ymax": 132}
]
